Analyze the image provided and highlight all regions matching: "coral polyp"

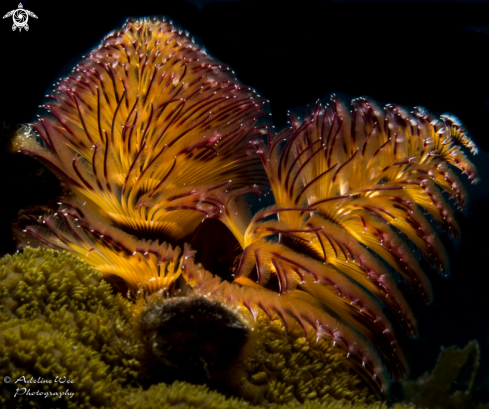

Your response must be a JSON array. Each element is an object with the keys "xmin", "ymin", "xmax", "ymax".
[{"xmin": 12, "ymin": 17, "xmax": 479, "ymax": 399}]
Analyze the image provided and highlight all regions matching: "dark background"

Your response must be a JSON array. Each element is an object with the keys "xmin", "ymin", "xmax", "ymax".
[{"xmin": 1, "ymin": 0, "xmax": 488, "ymax": 403}]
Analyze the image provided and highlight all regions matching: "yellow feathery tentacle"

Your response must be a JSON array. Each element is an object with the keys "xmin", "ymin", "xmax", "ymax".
[
  {"xmin": 180, "ymin": 243, "xmax": 388, "ymax": 395},
  {"xmin": 233, "ymin": 96, "xmax": 477, "ymax": 390},
  {"xmin": 14, "ymin": 18, "xmax": 266, "ymax": 243},
  {"xmin": 20, "ymin": 200, "xmax": 186, "ymax": 295}
]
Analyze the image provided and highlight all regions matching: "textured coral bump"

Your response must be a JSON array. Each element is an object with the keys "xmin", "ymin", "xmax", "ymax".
[{"xmin": 14, "ymin": 19, "xmax": 479, "ymax": 397}]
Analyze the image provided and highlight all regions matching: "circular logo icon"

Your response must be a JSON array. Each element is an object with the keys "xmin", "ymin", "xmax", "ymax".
[
  {"xmin": 3, "ymin": 3, "xmax": 38, "ymax": 32},
  {"xmin": 13, "ymin": 9, "xmax": 27, "ymax": 27}
]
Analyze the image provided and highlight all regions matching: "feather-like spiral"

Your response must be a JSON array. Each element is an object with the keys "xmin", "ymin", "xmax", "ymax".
[
  {"xmin": 226, "ymin": 96, "xmax": 478, "ymax": 389},
  {"xmin": 14, "ymin": 18, "xmax": 266, "ymax": 243}
]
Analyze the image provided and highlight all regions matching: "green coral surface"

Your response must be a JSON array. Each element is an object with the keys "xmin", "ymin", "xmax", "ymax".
[
  {"xmin": 0, "ymin": 248, "xmax": 478, "ymax": 409},
  {"xmin": 0, "ymin": 247, "xmax": 146, "ymax": 407},
  {"xmin": 229, "ymin": 314, "xmax": 375, "ymax": 405}
]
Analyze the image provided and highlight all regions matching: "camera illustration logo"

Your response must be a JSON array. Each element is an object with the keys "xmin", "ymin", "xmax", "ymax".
[{"xmin": 3, "ymin": 3, "xmax": 37, "ymax": 31}]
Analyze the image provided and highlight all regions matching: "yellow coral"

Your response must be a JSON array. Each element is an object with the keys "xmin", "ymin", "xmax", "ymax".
[
  {"xmin": 0, "ymin": 319, "xmax": 122, "ymax": 408},
  {"xmin": 0, "ymin": 248, "xmax": 380, "ymax": 408},
  {"xmin": 123, "ymin": 381, "xmax": 409, "ymax": 409},
  {"xmin": 1, "ymin": 248, "xmax": 480, "ymax": 409},
  {"xmin": 228, "ymin": 314, "xmax": 375, "ymax": 405},
  {"xmin": 0, "ymin": 247, "xmax": 147, "ymax": 382}
]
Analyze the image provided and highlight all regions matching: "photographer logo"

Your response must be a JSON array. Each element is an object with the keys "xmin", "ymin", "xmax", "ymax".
[{"xmin": 3, "ymin": 3, "xmax": 37, "ymax": 32}]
